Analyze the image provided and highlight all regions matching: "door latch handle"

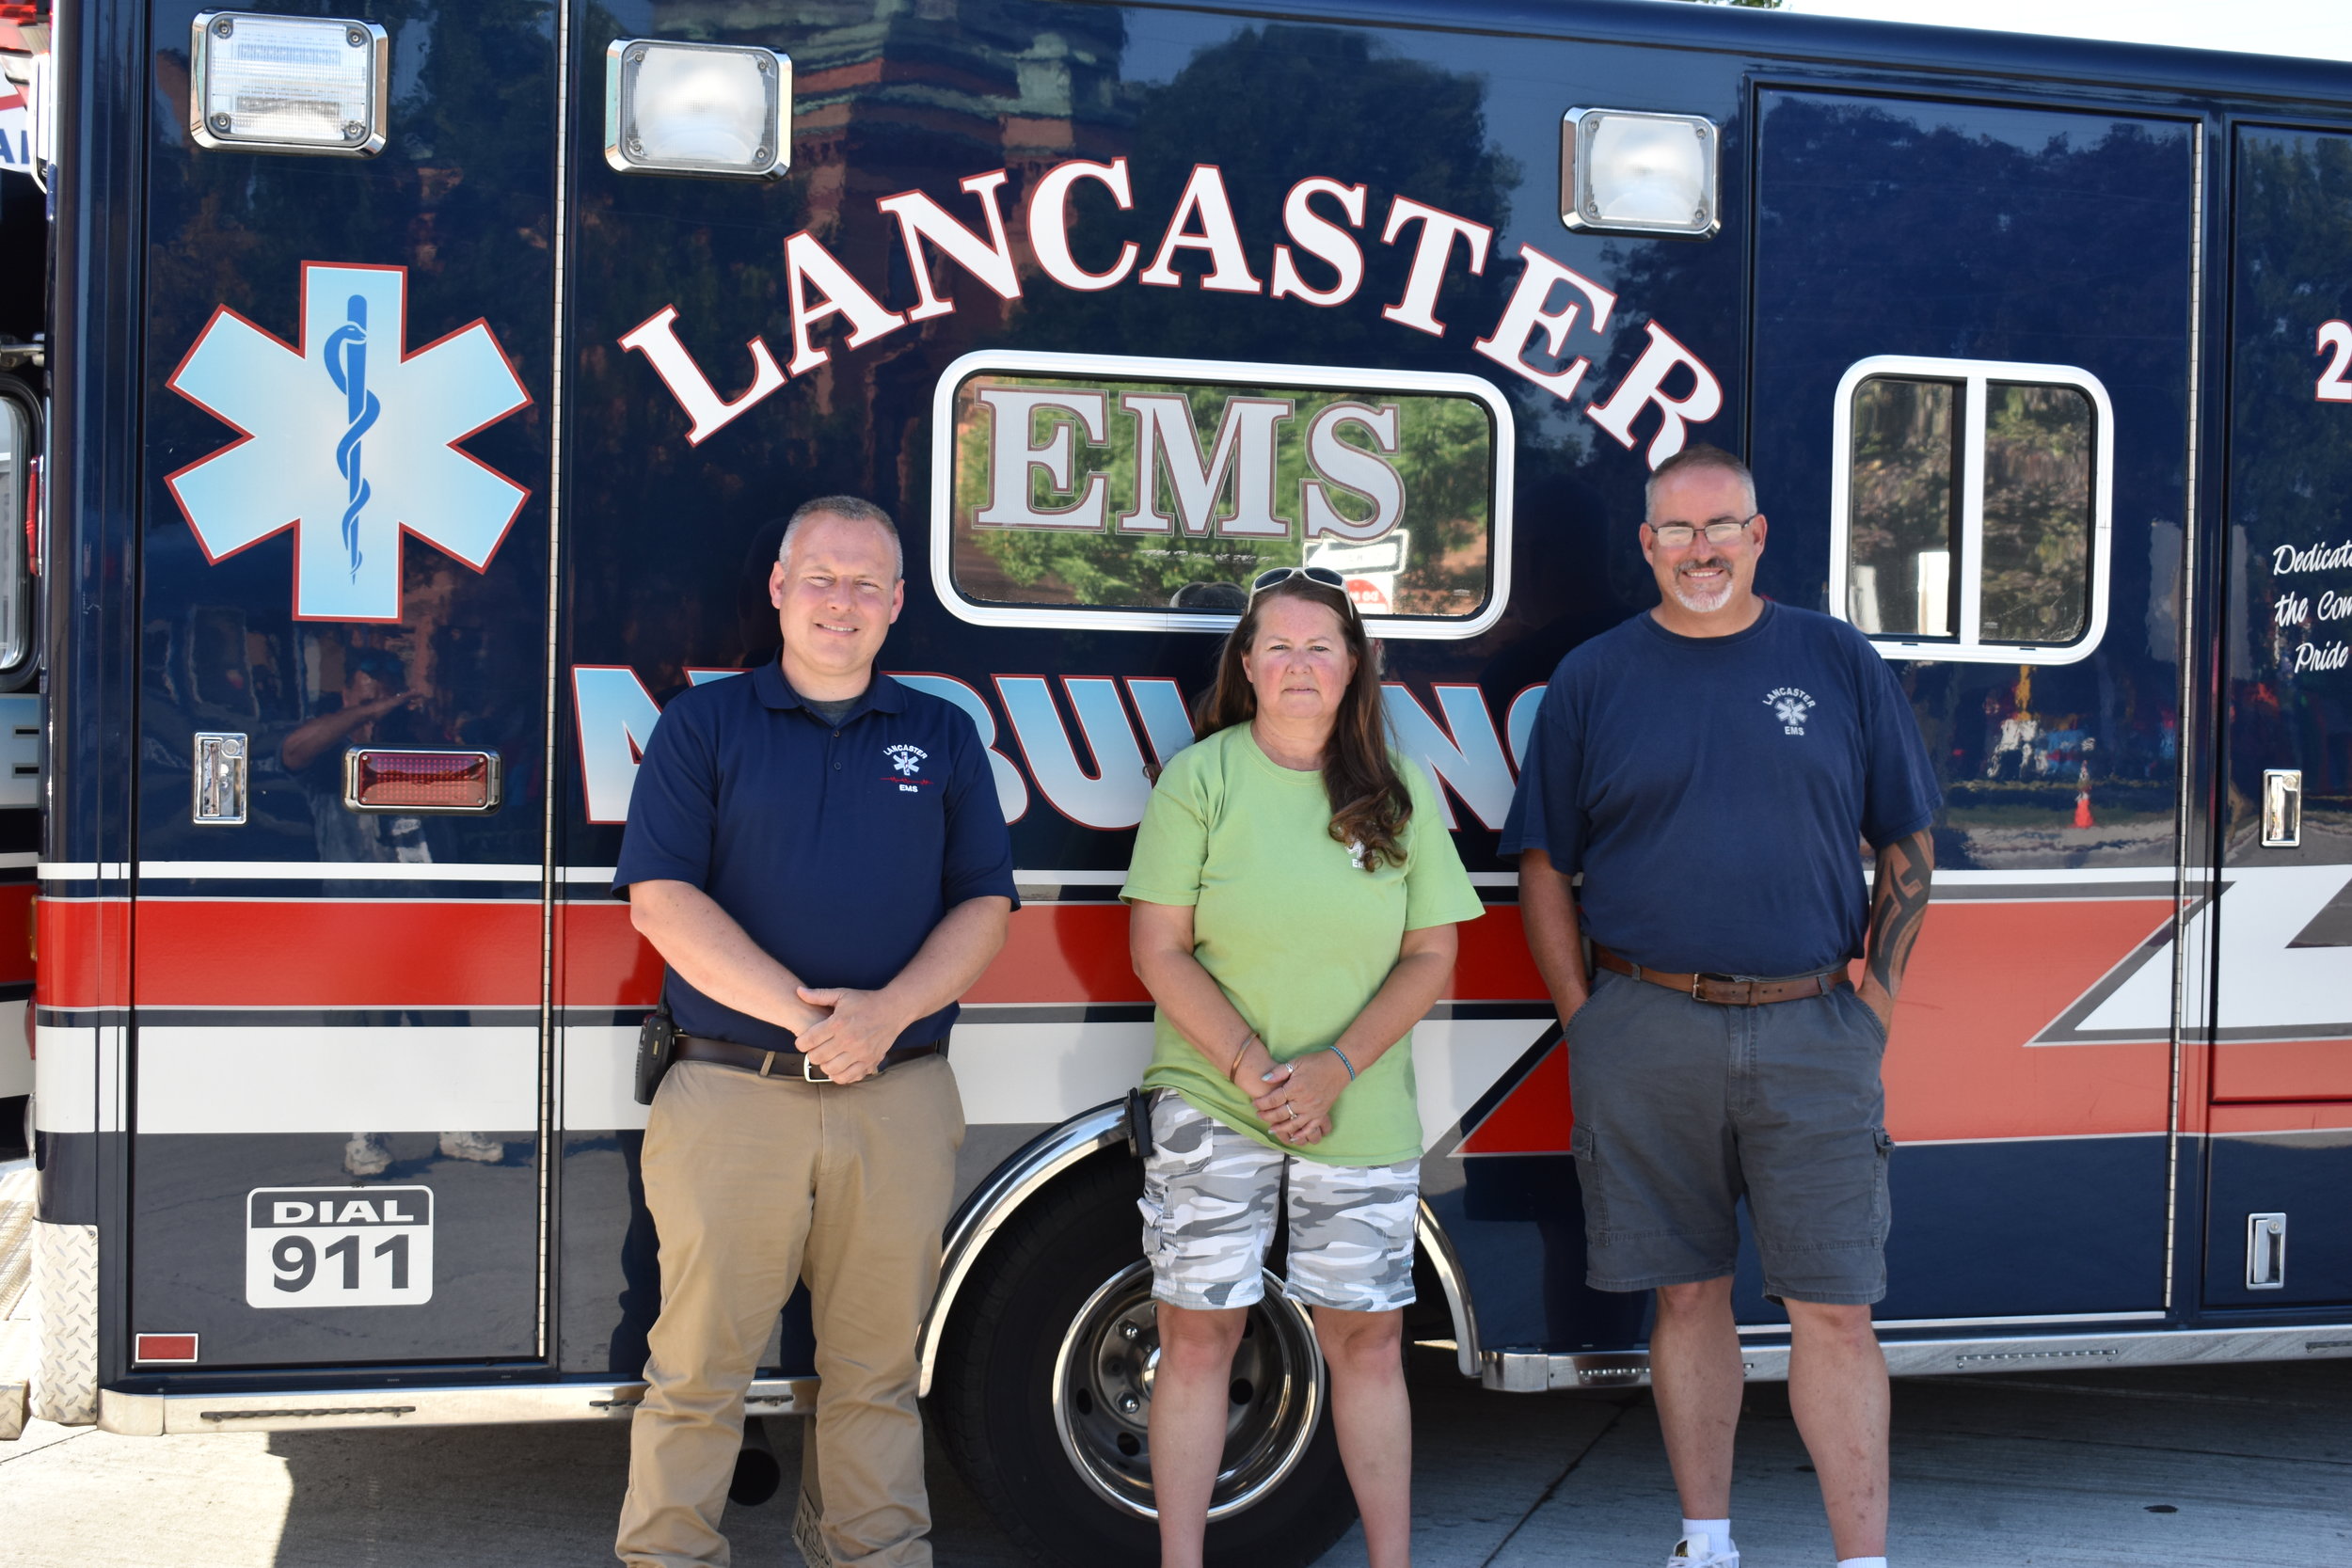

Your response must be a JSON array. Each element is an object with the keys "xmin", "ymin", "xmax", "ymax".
[
  {"xmin": 2247, "ymin": 1212, "xmax": 2286, "ymax": 1291},
  {"xmin": 193, "ymin": 732, "xmax": 247, "ymax": 825},
  {"xmin": 2261, "ymin": 769, "xmax": 2301, "ymax": 847}
]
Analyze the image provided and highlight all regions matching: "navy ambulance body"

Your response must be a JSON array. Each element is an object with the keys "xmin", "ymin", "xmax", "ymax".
[{"xmin": 8, "ymin": 0, "xmax": 2352, "ymax": 1560}]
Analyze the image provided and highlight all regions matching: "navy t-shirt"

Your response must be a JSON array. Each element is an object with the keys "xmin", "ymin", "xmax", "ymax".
[
  {"xmin": 612, "ymin": 663, "xmax": 1019, "ymax": 1052},
  {"xmin": 1501, "ymin": 601, "xmax": 1940, "ymax": 977}
]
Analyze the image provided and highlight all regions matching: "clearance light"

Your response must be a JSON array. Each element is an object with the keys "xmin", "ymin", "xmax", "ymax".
[
  {"xmin": 343, "ymin": 750, "xmax": 501, "ymax": 815},
  {"xmin": 189, "ymin": 11, "xmax": 388, "ymax": 157},
  {"xmin": 604, "ymin": 38, "xmax": 789, "ymax": 180},
  {"xmin": 1562, "ymin": 107, "xmax": 1719, "ymax": 238}
]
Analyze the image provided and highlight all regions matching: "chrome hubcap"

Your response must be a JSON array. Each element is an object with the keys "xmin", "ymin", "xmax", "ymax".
[{"xmin": 1049, "ymin": 1259, "xmax": 1325, "ymax": 1520}]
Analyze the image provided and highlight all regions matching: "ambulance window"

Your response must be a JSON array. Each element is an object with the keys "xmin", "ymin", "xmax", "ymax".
[
  {"xmin": 1832, "ymin": 356, "xmax": 2110, "ymax": 666},
  {"xmin": 0, "ymin": 395, "xmax": 30, "ymax": 686},
  {"xmin": 930, "ymin": 353, "xmax": 1515, "ymax": 641},
  {"xmin": 1846, "ymin": 376, "xmax": 1960, "ymax": 640},
  {"xmin": 1979, "ymin": 383, "xmax": 2093, "ymax": 645}
]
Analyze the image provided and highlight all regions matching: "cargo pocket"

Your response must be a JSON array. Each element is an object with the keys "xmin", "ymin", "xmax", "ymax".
[
  {"xmin": 1869, "ymin": 1128, "xmax": 1896, "ymax": 1243},
  {"xmin": 1570, "ymin": 1120, "xmax": 1607, "ymax": 1234},
  {"xmin": 1136, "ymin": 1184, "xmax": 1168, "ymax": 1272}
]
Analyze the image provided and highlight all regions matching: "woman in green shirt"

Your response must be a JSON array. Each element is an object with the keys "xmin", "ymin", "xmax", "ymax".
[{"xmin": 1123, "ymin": 568, "xmax": 1483, "ymax": 1568}]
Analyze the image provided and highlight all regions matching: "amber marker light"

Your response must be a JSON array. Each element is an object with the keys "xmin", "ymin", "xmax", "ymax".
[{"xmin": 342, "ymin": 750, "xmax": 501, "ymax": 815}]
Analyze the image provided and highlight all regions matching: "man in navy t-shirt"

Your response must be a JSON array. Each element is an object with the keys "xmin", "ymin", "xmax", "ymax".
[
  {"xmin": 1502, "ymin": 446, "xmax": 1939, "ymax": 1568},
  {"xmin": 613, "ymin": 497, "xmax": 1015, "ymax": 1568}
]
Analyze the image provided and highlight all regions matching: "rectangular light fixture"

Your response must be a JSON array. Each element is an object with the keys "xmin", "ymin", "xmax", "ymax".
[
  {"xmin": 343, "ymin": 749, "xmax": 501, "ymax": 814},
  {"xmin": 605, "ymin": 38, "xmax": 789, "ymax": 180},
  {"xmin": 135, "ymin": 1334, "xmax": 201, "ymax": 1364},
  {"xmin": 189, "ymin": 11, "xmax": 388, "ymax": 157},
  {"xmin": 1562, "ymin": 107, "xmax": 1719, "ymax": 238}
]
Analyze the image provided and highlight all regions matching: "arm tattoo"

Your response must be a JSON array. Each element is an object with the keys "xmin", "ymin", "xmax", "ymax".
[{"xmin": 1865, "ymin": 829, "xmax": 1935, "ymax": 997}]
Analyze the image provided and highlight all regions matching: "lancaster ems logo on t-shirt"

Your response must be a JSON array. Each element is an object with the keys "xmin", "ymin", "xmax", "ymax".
[
  {"xmin": 1764, "ymin": 687, "xmax": 1816, "ymax": 736},
  {"xmin": 882, "ymin": 743, "xmax": 931, "ymax": 793}
]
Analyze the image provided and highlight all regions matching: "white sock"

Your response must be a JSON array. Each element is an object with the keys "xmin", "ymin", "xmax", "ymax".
[
  {"xmin": 1836, "ymin": 1558, "xmax": 1888, "ymax": 1568},
  {"xmin": 1681, "ymin": 1517, "xmax": 1732, "ymax": 1550}
]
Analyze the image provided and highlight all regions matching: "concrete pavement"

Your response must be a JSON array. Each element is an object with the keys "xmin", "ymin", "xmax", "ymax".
[{"xmin": 4, "ymin": 1347, "xmax": 2346, "ymax": 1565}]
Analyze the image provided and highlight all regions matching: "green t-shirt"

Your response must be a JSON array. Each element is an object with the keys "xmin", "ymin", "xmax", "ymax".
[{"xmin": 1120, "ymin": 723, "xmax": 1485, "ymax": 1165}]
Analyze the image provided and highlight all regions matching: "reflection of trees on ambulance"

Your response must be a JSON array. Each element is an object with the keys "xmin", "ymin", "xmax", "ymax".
[
  {"xmin": 1013, "ymin": 24, "xmax": 1516, "ymax": 366},
  {"xmin": 1978, "ymin": 386, "xmax": 2092, "ymax": 645},
  {"xmin": 950, "ymin": 379, "xmax": 1493, "ymax": 614}
]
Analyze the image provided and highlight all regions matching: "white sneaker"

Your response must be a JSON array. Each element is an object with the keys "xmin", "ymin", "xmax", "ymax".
[
  {"xmin": 343, "ymin": 1133, "xmax": 392, "ymax": 1178},
  {"xmin": 437, "ymin": 1131, "xmax": 505, "ymax": 1164},
  {"xmin": 1666, "ymin": 1535, "xmax": 1739, "ymax": 1568}
]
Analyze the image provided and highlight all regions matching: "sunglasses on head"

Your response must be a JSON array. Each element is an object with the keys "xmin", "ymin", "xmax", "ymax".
[{"xmin": 1248, "ymin": 564, "xmax": 1352, "ymax": 610}]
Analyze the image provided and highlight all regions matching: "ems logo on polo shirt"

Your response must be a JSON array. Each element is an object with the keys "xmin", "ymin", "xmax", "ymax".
[
  {"xmin": 1764, "ymin": 686, "xmax": 1817, "ymax": 736},
  {"xmin": 883, "ymin": 743, "xmax": 931, "ymax": 792}
]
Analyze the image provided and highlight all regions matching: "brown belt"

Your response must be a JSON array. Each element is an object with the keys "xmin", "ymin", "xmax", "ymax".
[
  {"xmin": 675, "ymin": 1033, "xmax": 943, "ymax": 1083},
  {"xmin": 1592, "ymin": 945, "xmax": 1843, "ymax": 1006}
]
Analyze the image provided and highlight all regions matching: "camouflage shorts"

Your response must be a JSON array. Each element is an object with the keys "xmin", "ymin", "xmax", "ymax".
[{"xmin": 1138, "ymin": 1091, "xmax": 1419, "ymax": 1313}]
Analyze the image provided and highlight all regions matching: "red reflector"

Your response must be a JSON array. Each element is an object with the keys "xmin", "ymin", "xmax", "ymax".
[
  {"xmin": 345, "ymin": 750, "xmax": 499, "ymax": 812},
  {"xmin": 135, "ymin": 1334, "xmax": 199, "ymax": 1363}
]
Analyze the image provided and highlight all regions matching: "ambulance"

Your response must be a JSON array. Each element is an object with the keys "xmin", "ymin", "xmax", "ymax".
[{"xmin": 7, "ymin": 0, "xmax": 2350, "ymax": 1562}]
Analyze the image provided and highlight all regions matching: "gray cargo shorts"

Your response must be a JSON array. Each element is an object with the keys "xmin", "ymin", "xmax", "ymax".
[
  {"xmin": 1566, "ymin": 968, "xmax": 1894, "ymax": 1306},
  {"xmin": 1138, "ymin": 1090, "xmax": 1420, "ymax": 1314}
]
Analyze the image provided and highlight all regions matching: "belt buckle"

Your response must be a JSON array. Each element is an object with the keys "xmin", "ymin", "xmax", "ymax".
[
  {"xmin": 803, "ymin": 1052, "xmax": 831, "ymax": 1084},
  {"xmin": 1693, "ymin": 972, "xmax": 1739, "ymax": 1004}
]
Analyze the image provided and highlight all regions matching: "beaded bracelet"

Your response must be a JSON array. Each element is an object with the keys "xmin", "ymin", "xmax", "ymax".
[{"xmin": 1327, "ymin": 1044, "xmax": 1358, "ymax": 1081}]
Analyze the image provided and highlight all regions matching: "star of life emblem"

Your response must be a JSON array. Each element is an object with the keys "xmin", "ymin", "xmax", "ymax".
[
  {"xmin": 885, "ymin": 743, "xmax": 928, "ymax": 776},
  {"xmin": 1764, "ymin": 686, "xmax": 1816, "ymax": 736},
  {"xmin": 166, "ymin": 262, "xmax": 532, "ymax": 622}
]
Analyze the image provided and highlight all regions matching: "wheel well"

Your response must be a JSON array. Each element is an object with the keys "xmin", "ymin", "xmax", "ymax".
[{"xmin": 918, "ymin": 1110, "xmax": 1481, "ymax": 1393}]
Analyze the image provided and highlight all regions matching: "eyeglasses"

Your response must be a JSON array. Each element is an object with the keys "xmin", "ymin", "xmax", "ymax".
[
  {"xmin": 1645, "ymin": 515, "xmax": 1756, "ymax": 549},
  {"xmin": 1249, "ymin": 564, "xmax": 1354, "ymax": 611}
]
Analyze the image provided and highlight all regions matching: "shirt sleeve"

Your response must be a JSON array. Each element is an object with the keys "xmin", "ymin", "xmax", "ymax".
[
  {"xmin": 1498, "ymin": 734, "xmax": 1547, "ymax": 857},
  {"xmin": 612, "ymin": 691, "xmax": 719, "ymax": 897},
  {"xmin": 1501, "ymin": 669, "xmax": 1586, "ymax": 871},
  {"xmin": 1400, "ymin": 763, "xmax": 1486, "ymax": 930},
  {"xmin": 939, "ymin": 709, "xmax": 1021, "ymax": 910},
  {"xmin": 1854, "ymin": 640, "xmax": 1944, "ymax": 847},
  {"xmin": 1120, "ymin": 752, "xmax": 1210, "ymax": 908}
]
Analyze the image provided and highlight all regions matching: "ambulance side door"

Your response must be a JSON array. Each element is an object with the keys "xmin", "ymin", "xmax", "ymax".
[
  {"xmin": 122, "ymin": 2, "xmax": 558, "ymax": 1369},
  {"xmin": 1750, "ymin": 90, "xmax": 2197, "ymax": 1323},
  {"xmin": 2201, "ymin": 123, "xmax": 2352, "ymax": 1310}
]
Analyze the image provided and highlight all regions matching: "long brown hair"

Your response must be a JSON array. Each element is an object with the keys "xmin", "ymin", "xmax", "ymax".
[{"xmin": 1194, "ymin": 578, "xmax": 1413, "ymax": 872}]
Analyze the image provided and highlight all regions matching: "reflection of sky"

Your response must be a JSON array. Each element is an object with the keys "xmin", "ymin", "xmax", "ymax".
[{"xmin": 1782, "ymin": 0, "xmax": 2352, "ymax": 62}]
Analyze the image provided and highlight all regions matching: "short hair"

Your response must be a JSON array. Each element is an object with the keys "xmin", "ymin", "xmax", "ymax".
[
  {"xmin": 1644, "ymin": 443, "xmax": 1756, "ymax": 521},
  {"xmin": 778, "ymin": 495, "xmax": 902, "ymax": 580}
]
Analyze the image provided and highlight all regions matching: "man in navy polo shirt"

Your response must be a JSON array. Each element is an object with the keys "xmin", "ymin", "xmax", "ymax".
[
  {"xmin": 1503, "ymin": 447, "xmax": 1939, "ymax": 1568},
  {"xmin": 613, "ymin": 496, "xmax": 1015, "ymax": 1568}
]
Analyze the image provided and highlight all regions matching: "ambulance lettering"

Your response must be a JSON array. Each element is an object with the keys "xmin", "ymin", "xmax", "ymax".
[
  {"xmin": 570, "ymin": 669, "xmax": 1521, "ymax": 833},
  {"xmin": 621, "ymin": 158, "xmax": 1722, "ymax": 468},
  {"xmin": 968, "ymin": 387, "xmax": 1406, "ymax": 545}
]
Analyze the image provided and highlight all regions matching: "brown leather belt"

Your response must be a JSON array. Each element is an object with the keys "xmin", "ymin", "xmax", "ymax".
[
  {"xmin": 1592, "ymin": 945, "xmax": 1843, "ymax": 1006},
  {"xmin": 675, "ymin": 1033, "xmax": 943, "ymax": 1083}
]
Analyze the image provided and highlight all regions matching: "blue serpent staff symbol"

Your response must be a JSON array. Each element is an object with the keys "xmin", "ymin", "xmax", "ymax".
[{"xmin": 323, "ymin": 294, "xmax": 381, "ymax": 582}]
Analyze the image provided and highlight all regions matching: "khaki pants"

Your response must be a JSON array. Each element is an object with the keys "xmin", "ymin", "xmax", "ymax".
[{"xmin": 616, "ymin": 1055, "xmax": 964, "ymax": 1567}]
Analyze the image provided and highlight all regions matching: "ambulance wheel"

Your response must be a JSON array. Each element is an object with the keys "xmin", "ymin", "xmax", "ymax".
[{"xmin": 932, "ymin": 1154, "xmax": 1356, "ymax": 1568}]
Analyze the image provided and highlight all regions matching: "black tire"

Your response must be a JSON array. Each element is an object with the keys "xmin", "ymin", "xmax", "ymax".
[{"xmin": 933, "ymin": 1153, "xmax": 1358, "ymax": 1568}]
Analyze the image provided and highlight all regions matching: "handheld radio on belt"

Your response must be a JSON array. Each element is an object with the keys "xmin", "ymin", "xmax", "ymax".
[{"xmin": 635, "ymin": 1003, "xmax": 679, "ymax": 1105}]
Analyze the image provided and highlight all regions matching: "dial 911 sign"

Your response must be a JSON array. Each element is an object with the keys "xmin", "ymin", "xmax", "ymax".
[{"xmin": 245, "ymin": 1186, "xmax": 435, "ymax": 1307}]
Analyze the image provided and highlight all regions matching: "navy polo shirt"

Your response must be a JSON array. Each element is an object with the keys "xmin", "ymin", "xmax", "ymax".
[{"xmin": 612, "ymin": 662, "xmax": 1018, "ymax": 1053}]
